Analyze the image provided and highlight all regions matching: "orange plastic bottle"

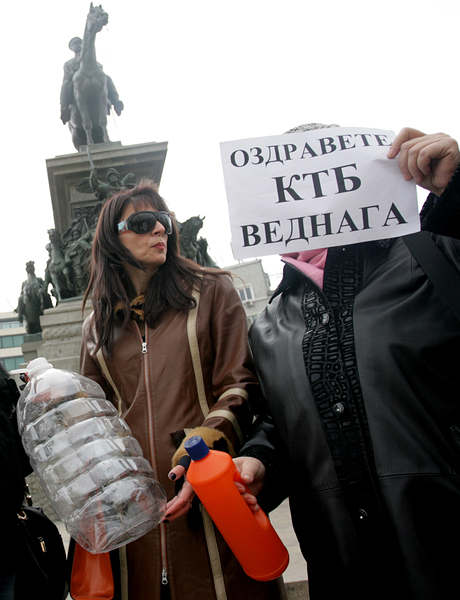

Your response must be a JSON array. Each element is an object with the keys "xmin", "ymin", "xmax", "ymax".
[{"xmin": 185, "ymin": 435, "xmax": 289, "ymax": 581}]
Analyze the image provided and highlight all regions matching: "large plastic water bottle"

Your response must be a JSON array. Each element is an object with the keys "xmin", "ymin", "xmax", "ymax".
[
  {"xmin": 185, "ymin": 435, "xmax": 289, "ymax": 581},
  {"xmin": 17, "ymin": 357, "xmax": 167, "ymax": 554}
]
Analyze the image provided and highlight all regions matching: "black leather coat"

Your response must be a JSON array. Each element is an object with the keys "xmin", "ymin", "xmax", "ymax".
[
  {"xmin": 0, "ymin": 364, "xmax": 29, "ymax": 576},
  {"xmin": 243, "ymin": 172, "xmax": 460, "ymax": 599}
]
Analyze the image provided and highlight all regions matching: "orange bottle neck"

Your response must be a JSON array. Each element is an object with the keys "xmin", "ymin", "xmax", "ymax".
[{"xmin": 187, "ymin": 448, "xmax": 234, "ymax": 487}]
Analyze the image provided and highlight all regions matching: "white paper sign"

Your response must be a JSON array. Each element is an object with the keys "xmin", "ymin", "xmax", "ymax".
[{"xmin": 220, "ymin": 127, "xmax": 420, "ymax": 259}]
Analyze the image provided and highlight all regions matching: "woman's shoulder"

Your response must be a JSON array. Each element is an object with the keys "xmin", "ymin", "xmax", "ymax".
[
  {"xmin": 81, "ymin": 311, "xmax": 97, "ymax": 346},
  {"xmin": 82, "ymin": 311, "xmax": 94, "ymax": 330},
  {"xmin": 199, "ymin": 269, "xmax": 235, "ymax": 294},
  {"xmin": 196, "ymin": 270, "xmax": 247, "ymax": 319}
]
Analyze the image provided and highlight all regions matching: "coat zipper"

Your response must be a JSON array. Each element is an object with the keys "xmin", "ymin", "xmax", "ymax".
[
  {"xmin": 139, "ymin": 326, "xmax": 169, "ymax": 587},
  {"xmin": 161, "ymin": 564, "xmax": 168, "ymax": 585}
]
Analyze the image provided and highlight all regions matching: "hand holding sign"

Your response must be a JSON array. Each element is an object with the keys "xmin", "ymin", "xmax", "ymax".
[{"xmin": 388, "ymin": 128, "xmax": 460, "ymax": 196}]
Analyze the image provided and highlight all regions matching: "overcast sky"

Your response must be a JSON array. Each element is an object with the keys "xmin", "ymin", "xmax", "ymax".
[{"xmin": 1, "ymin": 0, "xmax": 459, "ymax": 312}]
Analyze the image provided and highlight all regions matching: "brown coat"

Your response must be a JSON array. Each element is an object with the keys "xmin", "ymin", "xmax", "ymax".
[{"xmin": 80, "ymin": 273, "xmax": 285, "ymax": 600}]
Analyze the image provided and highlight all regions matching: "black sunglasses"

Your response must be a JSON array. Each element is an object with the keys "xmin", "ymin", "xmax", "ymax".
[{"xmin": 117, "ymin": 211, "xmax": 173, "ymax": 235}]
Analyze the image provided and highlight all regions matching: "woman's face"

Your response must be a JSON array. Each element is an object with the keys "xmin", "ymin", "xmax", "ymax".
[{"xmin": 118, "ymin": 203, "xmax": 168, "ymax": 275}]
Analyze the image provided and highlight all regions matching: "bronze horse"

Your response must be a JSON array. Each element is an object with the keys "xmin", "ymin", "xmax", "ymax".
[
  {"xmin": 178, "ymin": 217, "xmax": 219, "ymax": 268},
  {"xmin": 69, "ymin": 4, "xmax": 111, "ymax": 149},
  {"xmin": 44, "ymin": 229, "xmax": 74, "ymax": 303}
]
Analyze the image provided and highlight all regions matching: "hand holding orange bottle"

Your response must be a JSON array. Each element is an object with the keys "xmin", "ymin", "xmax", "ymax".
[{"xmin": 185, "ymin": 436, "xmax": 289, "ymax": 582}]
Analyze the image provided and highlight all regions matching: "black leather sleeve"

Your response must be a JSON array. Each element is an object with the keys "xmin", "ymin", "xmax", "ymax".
[{"xmin": 420, "ymin": 168, "xmax": 460, "ymax": 239}]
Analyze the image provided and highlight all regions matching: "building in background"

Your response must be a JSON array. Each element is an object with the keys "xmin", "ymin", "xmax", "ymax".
[
  {"xmin": 226, "ymin": 259, "xmax": 273, "ymax": 326},
  {"xmin": 0, "ymin": 311, "xmax": 26, "ymax": 370}
]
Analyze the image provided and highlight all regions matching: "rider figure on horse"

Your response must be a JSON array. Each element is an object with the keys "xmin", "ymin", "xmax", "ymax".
[{"xmin": 60, "ymin": 36, "xmax": 123, "ymax": 128}]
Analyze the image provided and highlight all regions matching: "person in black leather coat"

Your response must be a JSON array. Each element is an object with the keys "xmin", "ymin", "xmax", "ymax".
[
  {"xmin": 0, "ymin": 363, "xmax": 31, "ymax": 600},
  {"xmin": 234, "ymin": 128, "xmax": 460, "ymax": 600}
]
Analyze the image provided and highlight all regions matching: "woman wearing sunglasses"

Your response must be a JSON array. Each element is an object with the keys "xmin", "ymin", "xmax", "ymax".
[{"xmin": 80, "ymin": 181, "xmax": 285, "ymax": 600}]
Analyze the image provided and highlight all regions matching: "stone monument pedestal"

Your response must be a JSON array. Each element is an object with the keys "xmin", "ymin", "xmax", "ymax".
[
  {"xmin": 37, "ymin": 298, "xmax": 92, "ymax": 374},
  {"xmin": 21, "ymin": 333, "xmax": 44, "ymax": 365},
  {"xmin": 46, "ymin": 140, "xmax": 168, "ymax": 236}
]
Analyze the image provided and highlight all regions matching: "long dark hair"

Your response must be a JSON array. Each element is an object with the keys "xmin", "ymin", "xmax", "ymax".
[{"xmin": 83, "ymin": 180, "xmax": 218, "ymax": 352}]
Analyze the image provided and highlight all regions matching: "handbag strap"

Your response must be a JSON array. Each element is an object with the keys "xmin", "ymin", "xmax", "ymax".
[
  {"xmin": 91, "ymin": 315, "xmax": 123, "ymax": 416},
  {"xmin": 186, "ymin": 284, "xmax": 229, "ymax": 600},
  {"xmin": 186, "ymin": 284, "xmax": 209, "ymax": 419},
  {"xmin": 96, "ymin": 347, "xmax": 124, "ymax": 416},
  {"xmin": 403, "ymin": 231, "xmax": 460, "ymax": 323}
]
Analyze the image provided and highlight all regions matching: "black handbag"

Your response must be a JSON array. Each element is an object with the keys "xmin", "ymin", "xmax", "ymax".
[{"xmin": 15, "ymin": 490, "xmax": 68, "ymax": 600}]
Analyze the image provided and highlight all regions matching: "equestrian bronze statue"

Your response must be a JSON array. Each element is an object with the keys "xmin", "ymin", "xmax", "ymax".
[{"xmin": 60, "ymin": 4, "xmax": 124, "ymax": 150}]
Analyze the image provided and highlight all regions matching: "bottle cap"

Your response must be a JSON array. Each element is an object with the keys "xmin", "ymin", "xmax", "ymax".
[
  {"xmin": 184, "ymin": 436, "xmax": 209, "ymax": 461},
  {"xmin": 26, "ymin": 357, "xmax": 53, "ymax": 379}
]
